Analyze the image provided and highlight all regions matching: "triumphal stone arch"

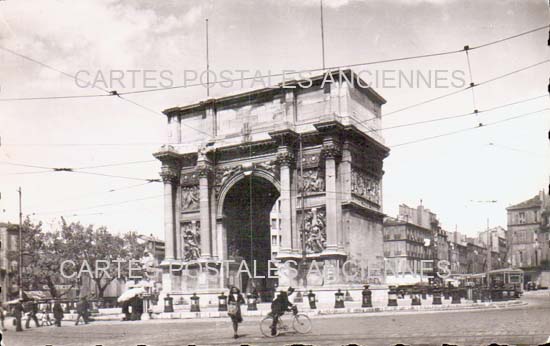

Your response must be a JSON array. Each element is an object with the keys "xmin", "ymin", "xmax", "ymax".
[{"xmin": 154, "ymin": 70, "xmax": 389, "ymax": 301}]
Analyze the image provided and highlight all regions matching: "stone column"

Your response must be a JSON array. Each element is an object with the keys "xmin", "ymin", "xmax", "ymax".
[
  {"xmin": 338, "ymin": 141, "xmax": 352, "ymax": 251},
  {"xmin": 269, "ymin": 129, "xmax": 298, "ymax": 259},
  {"xmin": 277, "ymin": 148, "xmax": 294, "ymax": 256},
  {"xmin": 160, "ymin": 167, "xmax": 178, "ymax": 261},
  {"xmin": 197, "ymin": 153, "xmax": 212, "ymax": 260},
  {"xmin": 321, "ymin": 141, "xmax": 341, "ymax": 253},
  {"xmin": 210, "ymin": 183, "xmax": 218, "ymax": 259},
  {"xmin": 175, "ymin": 184, "xmax": 182, "ymax": 259}
]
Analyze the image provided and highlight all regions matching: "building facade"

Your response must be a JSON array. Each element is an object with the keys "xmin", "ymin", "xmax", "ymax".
[
  {"xmin": 154, "ymin": 70, "xmax": 390, "ymax": 298},
  {"xmin": 0, "ymin": 224, "xmax": 20, "ymax": 302},
  {"xmin": 507, "ymin": 192, "xmax": 549, "ymax": 268},
  {"xmin": 383, "ymin": 204, "xmax": 442, "ymax": 284},
  {"xmin": 507, "ymin": 190, "xmax": 550, "ymax": 286}
]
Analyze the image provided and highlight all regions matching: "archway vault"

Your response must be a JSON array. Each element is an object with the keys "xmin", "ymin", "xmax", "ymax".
[
  {"xmin": 217, "ymin": 168, "xmax": 281, "ymax": 218},
  {"xmin": 220, "ymin": 171, "xmax": 281, "ymax": 296}
]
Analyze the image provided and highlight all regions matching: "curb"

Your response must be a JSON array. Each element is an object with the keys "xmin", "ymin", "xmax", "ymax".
[{"xmin": 47, "ymin": 300, "xmax": 526, "ymax": 322}]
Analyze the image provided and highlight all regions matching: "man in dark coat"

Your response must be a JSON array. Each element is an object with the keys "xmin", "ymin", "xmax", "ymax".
[
  {"xmin": 121, "ymin": 300, "xmax": 131, "ymax": 321},
  {"xmin": 13, "ymin": 300, "xmax": 24, "ymax": 332},
  {"xmin": 270, "ymin": 287, "xmax": 295, "ymax": 336},
  {"xmin": 25, "ymin": 300, "xmax": 40, "ymax": 328},
  {"xmin": 74, "ymin": 297, "xmax": 90, "ymax": 325},
  {"xmin": 130, "ymin": 296, "xmax": 143, "ymax": 321},
  {"xmin": 52, "ymin": 300, "xmax": 64, "ymax": 327},
  {"xmin": 0, "ymin": 302, "xmax": 7, "ymax": 331}
]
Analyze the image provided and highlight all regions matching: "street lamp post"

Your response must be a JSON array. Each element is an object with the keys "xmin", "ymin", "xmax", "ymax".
[{"xmin": 18, "ymin": 187, "xmax": 23, "ymax": 299}]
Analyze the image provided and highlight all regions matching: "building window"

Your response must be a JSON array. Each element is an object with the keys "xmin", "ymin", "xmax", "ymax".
[
  {"xmin": 518, "ymin": 212, "xmax": 526, "ymax": 224},
  {"xmin": 279, "ymin": 235, "xmax": 282, "ymax": 244},
  {"xmin": 271, "ymin": 219, "xmax": 277, "ymax": 229},
  {"xmin": 534, "ymin": 211, "xmax": 538, "ymax": 223},
  {"xmin": 271, "ymin": 235, "xmax": 277, "ymax": 246}
]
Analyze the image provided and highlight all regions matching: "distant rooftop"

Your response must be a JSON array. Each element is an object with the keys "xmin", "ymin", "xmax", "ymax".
[{"xmin": 507, "ymin": 195, "xmax": 541, "ymax": 210}]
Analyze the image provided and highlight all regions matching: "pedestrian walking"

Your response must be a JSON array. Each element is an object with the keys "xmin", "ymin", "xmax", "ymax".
[
  {"xmin": 25, "ymin": 300, "xmax": 40, "ymax": 329},
  {"xmin": 0, "ymin": 302, "xmax": 7, "ymax": 331},
  {"xmin": 227, "ymin": 286, "xmax": 245, "ymax": 339},
  {"xmin": 13, "ymin": 300, "xmax": 24, "ymax": 332},
  {"xmin": 121, "ymin": 300, "xmax": 131, "ymax": 321},
  {"xmin": 53, "ymin": 300, "xmax": 64, "ymax": 327},
  {"xmin": 74, "ymin": 297, "xmax": 90, "ymax": 326},
  {"xmin": 40, "ymin": 306, "xmax": 53, "ymax": 326},
  {"xmin": 130, "ymin": 296, "xmax": 143, "ymax": 321}
]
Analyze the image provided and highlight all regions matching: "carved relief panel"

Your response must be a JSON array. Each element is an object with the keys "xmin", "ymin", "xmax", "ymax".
[
  {"xmin": 181, "ymin": 186, "xmax": 200, "ymax": 211},
  {"xmin": 299, "ymin": 168, "xmax": 325, "ymax": 193},
  {"xmin": 182, "ymin": 221, "xmax": 201, "ymax": 261},
  {"xmin": 301, "ymin": 207, "xmax": 327, "ymax": 254},
  {"xmin": 350, "ymin": 168, "xmax": 381, "ymax": 205}
]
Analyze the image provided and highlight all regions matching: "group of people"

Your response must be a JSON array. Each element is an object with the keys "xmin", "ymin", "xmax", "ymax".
[
  {"xmin": 227, "ymin": 286, "xmax": 296, "ymax": 339},
  {"xmin": 7, "ymin": 296, "xmax": 91, "ymax": 332}
]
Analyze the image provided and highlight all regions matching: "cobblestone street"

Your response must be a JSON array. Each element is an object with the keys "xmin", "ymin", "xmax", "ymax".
[{"xmin": 5, "ymin": 292, "xmax": 550, "ymax": 346}]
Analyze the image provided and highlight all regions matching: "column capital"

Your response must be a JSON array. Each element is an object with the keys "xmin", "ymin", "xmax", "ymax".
[
  {"xmin": 155, "ymin": 144, "xmax": 181, "ymax": 184},
  {"xmin": 321, "ymin": 142, "xmax": 342, "ymax": 161},
  {"xmin": 196, "ymin": 164, "xmax": 213, "ymax": 180},
  {"xmin": 160, "ymin": 166, "xmax": 179, "ymax": 184},
  {"xmin": 276, "ymin": 150, "xmax": 295, "ymax": 167}
]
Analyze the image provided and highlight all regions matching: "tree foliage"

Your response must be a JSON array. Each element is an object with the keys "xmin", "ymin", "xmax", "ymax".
[{"xmin": 20, "ymin": 217, "xmax": 148, "ymax": 299}]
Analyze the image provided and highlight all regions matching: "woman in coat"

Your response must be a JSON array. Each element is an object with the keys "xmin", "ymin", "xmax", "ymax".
[
  {"xmin": 227, "ymin": 286, "xmax": 245, "ymax": 339},
  {"xmin": 52, "ymin": 300, "xmax": 64, "ymax": 327}
]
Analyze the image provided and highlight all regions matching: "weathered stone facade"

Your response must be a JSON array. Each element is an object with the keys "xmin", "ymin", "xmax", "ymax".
[{"xmin": 154, "ymin": 70, "xmax": 389, "ymax": 297}]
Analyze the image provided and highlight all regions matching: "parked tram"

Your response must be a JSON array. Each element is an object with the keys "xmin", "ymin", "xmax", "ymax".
[{"xmin": 456, "ymin": 268, "xmax": 524, "ymax": 295}]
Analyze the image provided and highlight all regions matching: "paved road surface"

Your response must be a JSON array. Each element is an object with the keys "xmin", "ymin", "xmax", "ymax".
[{"xmin": 6, "ymin": 292, "xmax": 550, "ymax": 346}]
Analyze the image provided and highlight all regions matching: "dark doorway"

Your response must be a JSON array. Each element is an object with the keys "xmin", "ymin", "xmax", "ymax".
[{"xmin": 223, "ymin": 175, "xmax": 279, "ymax": 300}]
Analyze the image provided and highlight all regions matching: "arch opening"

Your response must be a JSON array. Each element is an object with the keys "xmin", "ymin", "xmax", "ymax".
[{"xmin": 223, "ymin": 174, "xmax": 280, "ymax": 299}]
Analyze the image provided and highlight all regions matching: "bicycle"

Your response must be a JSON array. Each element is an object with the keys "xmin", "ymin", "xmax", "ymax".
[{"xmin": 260, "ymin": 307, "xmax": 312, "ymax": 337}]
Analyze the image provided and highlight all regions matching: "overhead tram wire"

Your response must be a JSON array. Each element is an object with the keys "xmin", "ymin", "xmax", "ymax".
[
  {"xmin": 16, "ymin": 109, "xmax": 547, "ymax": 218},
  {"xmin": 163, "ymin": 93, "xmax": 547, "ymax": 143},
  {"xmin": 117, "ymin": 24, "xmax": 550, "ymax": 96},
  {"xmin": 390, "ymin": 107, "xmax": 550, "ymax": 148},
  {"xmin": 4, "ymin": 56, "xmax": 544, "ymax": 152},
  {"xmin": 0, "ymin": 160, "xmax": 161, "ymax": 182},
  {"xmin": 369, "ymin": 93, "xmax": 549, "ymax": 134},
  {"xmin": 463, "ymin": 45, "xmax": 480, "ymax": 124},
  {"xmin": 5, "ymin": 93, "xmax": 543, "ymax": 178},
  {"xmin": 76, "ymin": 159, "xmax": 157, "ymax": 170},
  {"xmin": 0, "ymin": 46, "xmax": 213, "ymax": 140},
  {"xmin": 22, "ymin": 102, "xmax": 548, "ymax": 221},
  {"xmin": 0, "ymin": 24, "xmax": 547, "ymax": 102},
  {"xmin": 29, "ymin": 193, "xmax": 168, "ymax": 216},
  {"xmin": 0, "ymin": 159, "xmax": 159, "ymax": 172},
  {"xmin": 357, "ymin": 58, "xmax": 550, "ymax": 125}
]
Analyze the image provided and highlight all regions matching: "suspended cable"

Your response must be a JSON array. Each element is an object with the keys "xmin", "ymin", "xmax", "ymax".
[
  {"xmin": 372, "ymin": 94, "xmax": 549, "ymax": 133},
  {"xmin": 463, "ymin": 46, "xmax": 479, "ymax": 125},
  {"xmin": 0, "ymin": 24, "xmax": 546, "ymax": 101},
  {"xmin": 358, "ymin": 58, "xmax": 550, "ymax": 125},
  {"xmin": 0, "ymin": 45, "xmax": 213, "ymax": 139},
  {"xmin": 0, "ymin": 160, "xmax": 160, "ymax": 182},
  {"xmin": 390, "ymin": 107, "xmax": 550, "ymax": 148}
]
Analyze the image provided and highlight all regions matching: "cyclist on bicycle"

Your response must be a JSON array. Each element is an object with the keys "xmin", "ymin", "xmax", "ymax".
[{"xmin": 270, "ymin": 286, "xmax": 295, "ymax": 336}]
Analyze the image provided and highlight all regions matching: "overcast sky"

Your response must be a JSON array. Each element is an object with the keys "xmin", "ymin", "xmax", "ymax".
[{"xmin": 0, "ymin": 0, "xmax": 548, "ymax": 238}]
